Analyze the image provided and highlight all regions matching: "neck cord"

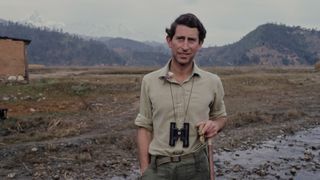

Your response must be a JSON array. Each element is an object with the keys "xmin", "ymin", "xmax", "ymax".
[{"xmin": 169, "ymin": 76, "xmax": 195, "ymax": 123}]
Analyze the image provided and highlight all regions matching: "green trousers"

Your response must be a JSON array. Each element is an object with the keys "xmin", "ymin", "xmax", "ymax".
[{"xmin": 141, "ymin": 149, "xmax": 210, "ymax": 180}]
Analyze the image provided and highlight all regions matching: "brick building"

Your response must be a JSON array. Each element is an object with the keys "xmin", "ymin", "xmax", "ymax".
[{"xmin": 0, "ymin": 36, "xmax": 31, "ymax": 82}]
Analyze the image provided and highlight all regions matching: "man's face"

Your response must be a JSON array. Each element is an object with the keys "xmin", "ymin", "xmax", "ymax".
[{"xmin": 167, "ymin": 25, "xmax": 203, "ymax": 66}]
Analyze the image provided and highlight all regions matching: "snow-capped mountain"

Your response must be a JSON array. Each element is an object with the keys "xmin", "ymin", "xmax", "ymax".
[{"xmin": 20, "ymin": 11, "xmax": 65, "ymax": 30}]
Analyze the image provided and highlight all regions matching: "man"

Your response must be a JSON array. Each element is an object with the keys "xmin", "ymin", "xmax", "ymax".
[{"xmin": 135, "ymin": 13, "xmax": 227, "ymax": 180}]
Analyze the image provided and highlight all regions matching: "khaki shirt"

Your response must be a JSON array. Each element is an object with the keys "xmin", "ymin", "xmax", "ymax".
[{"xmin": 135, "ymin": 60, "xmax": 226, "ymax": 156}]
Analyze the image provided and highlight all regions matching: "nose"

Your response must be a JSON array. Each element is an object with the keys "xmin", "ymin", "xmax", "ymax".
[{"xmin": 182, "ymin": 40, "xmax": 189, "ymax": 50}]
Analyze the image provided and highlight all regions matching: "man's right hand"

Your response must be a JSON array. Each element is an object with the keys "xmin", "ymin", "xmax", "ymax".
[
  {"xmin": 137, "ymin": 127, "xmax": 152, "ymax": 175},
  {"xmin": 140, "ymin": 165, "xmax": 148, "ymax": 175}
]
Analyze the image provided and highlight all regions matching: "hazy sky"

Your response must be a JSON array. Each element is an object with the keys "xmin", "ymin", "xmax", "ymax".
[{"xmin": 1, "ymin": 0, "xmax": 319, "ymax": 46}]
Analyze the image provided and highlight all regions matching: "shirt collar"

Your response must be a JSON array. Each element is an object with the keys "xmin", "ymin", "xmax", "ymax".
[{"xmin": 159, "ymin": 59, "xmax": 201, "ymax": 80}]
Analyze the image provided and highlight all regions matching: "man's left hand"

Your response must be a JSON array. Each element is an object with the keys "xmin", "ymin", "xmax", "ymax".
[{"xmin": 196, "ymin": 117, "xmax": 227, "ymax": 138}]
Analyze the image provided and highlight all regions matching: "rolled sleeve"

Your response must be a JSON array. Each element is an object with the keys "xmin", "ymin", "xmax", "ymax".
[
  {"xmin": 210, "ymin": 77, "xmax": 227, "ymax": 119},
  {"xmin": 134, "ymin": 77, "xmax": 153, "ymax": 131},
  {"xmin": 135, "ymin": 113, "xmax": 153, "ymax": 131}
]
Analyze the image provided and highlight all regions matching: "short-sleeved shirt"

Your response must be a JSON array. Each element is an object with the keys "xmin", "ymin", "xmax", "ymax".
[{"xmin": 135, "ymin": 60, "xmax": 227, "ymax": 156}]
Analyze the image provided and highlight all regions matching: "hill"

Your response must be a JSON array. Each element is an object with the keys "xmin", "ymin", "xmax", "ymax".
[
  {"xmin": 0, "ymin": 21, "xmax": 126, "ymax": 66},
  {"xmin": 0, "ymin": 20, "xmax": 170, "ymax": 66},
  {"xmin": 96, "ymin": 37, "xmax": 170, "ymax": 66},
  {"xmin": 197, "ymin": 23, "xmax": 320, "ymax": 66},
  {"xmin": 1, "ymin": 20, "xmax": 320, "ymax": 66}
]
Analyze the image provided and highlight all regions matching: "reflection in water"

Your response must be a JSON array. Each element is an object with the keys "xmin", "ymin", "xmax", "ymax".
[{"xmin": 215, "ymin": 126, "xmax": 320, "ymax": 180}]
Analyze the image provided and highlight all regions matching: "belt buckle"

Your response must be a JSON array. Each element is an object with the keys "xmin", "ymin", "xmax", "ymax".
[{"xmin": 170, "ymin": 156, "xmax": 181, "ymax": 162}]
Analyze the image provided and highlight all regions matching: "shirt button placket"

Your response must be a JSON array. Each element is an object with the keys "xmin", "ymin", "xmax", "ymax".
[{"xmin": 176, "ymin": 85, "xmax": 184, "ymax": 126}]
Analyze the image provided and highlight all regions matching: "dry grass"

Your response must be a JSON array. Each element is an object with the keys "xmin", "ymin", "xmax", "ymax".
[
  {"xmin": 1, "ymin": 65, "xmax": 319, "ymax": 179},
  {"xmin": 0, "ymin": 68, "xmax": 141, "ymax": 146},
  {"xmin": 1, "ymin": 66, "xmax": 317, "ymax": 145},
  {"xmin": 0, "ymin": 115, "xmax": 89, "ymax": 144}
]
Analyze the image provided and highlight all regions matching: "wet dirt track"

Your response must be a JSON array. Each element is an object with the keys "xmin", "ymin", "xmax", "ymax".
[
  {"xmin": 215, "ymin": 126, "xmax": 320, "ymax": 180},
  {"xmin": 1, "ymin": 67, "xmax": 320, "ymax": 179}
]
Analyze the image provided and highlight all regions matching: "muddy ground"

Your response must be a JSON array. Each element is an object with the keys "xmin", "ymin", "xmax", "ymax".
[{"xmin": 0, "ymin": 66, "xmax": 319, "ymax": 179}]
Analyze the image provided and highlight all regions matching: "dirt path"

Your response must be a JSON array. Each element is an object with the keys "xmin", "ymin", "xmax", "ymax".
[{"xmin": 1, "ymin": 67, "xmax": 319, "ymax": 179}]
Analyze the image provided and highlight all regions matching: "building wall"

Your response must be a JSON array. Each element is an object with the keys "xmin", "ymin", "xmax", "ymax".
[{"xmin": 0, "ymin": 39, "xmax": 27, "ymax": 77}]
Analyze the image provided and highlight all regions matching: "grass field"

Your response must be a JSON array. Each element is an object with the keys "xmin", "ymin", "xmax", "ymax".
[{"xmin": 0, "ymin": 66, "xmax": 319, "ymax": 179}]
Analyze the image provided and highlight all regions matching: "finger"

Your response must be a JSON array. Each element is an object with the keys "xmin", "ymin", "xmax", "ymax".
[
  {"xmin": 202, "ymin": 121, "xmax": 212, "ymax": 135},
  {"xmin": 206, "ymin": 132, "xmax": 215, "ymax": 138},
  {"xmin": 198, "ymin": 124, "xmax": 205, "ymax": 135},
  {"xmin": 196, "ymin": 121, "xmax": 206, "ymax": 134},
  {"xmin": 206, "ymin": 130, "xmax": 218, "ymax": 138},
  {"xmin": 206, "ymin": 123, "xmax": 216, "ymax": 134},
  {"xmin": 204, "ymin": 121, "xmax": 217, "ymax": 136}
]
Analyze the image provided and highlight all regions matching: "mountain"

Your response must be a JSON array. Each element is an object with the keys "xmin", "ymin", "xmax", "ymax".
[
  {"xmin": 1, "ymin": 19, "xmax": 319, "ymax": 66},
  {"xmin": 96, "ymin": 37, "xmax": 170, "ymax": 66},
  {"xmin": 0, "ymin": 20, "xmax": 126, "ymax": 66},
  {"xmin": 0, "ymin": 20, "xmax": 169, "ymax": 66},
  {"xmin": 0, "ymin": 18, "xmax": 7, "ymax": 23},
  {"xmin": 21, "ymin": 11, "xmax": 65, "ymax": 32},
  {"xmin": 197, "ymin": 23, "xmax": 320, "ymax": 66}
]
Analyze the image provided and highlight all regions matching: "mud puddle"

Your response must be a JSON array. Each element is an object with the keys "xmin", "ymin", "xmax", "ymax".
[
  {"xmin": 112, "ymin": 126, "xmax": 320, "ymax": 180},
  {"xmin": 215, "ymin": 126, "xmax": 320, "ymax": 180}
]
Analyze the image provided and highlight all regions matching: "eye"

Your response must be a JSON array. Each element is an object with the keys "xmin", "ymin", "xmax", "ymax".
[
  {"xmin": 175, "ymin": 36, "xmax": 185, "ymax": 42},
  {"xmin": 188, "ymin": 38, "xmax": 197, "ymax": 43}
]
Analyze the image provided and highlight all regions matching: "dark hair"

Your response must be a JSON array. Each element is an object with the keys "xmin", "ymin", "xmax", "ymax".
[{"xmin": 166, "ymin": 13, "xmax": 206, "ymax": 44}]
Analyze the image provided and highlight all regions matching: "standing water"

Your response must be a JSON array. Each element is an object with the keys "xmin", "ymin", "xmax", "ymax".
[
  {"xmin": 112, "ymin": 126, "xmax": 320, "ymax": 180},
  {"xmin": 215, "ymin": 126, "xmax": 320, "ymax": 180}
]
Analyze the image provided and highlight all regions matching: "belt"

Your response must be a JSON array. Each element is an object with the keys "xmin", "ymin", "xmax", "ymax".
[{"xmin": 154, "ymin": 153, "xmax": 196, "ymax": 166}]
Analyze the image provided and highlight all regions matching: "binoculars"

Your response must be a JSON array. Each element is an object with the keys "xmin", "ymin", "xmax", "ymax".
[
  {"xmin": 169, "ymin": 122, "xmax": 189, "ymax": 148},
  {"xmin": 0, "ymin": 108, "xmax": 8, "ymax": 120}
]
